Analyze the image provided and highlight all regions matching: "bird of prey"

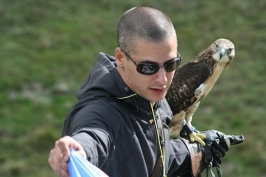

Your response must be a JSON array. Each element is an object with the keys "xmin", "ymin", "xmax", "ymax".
[{"xmin": 166, "ymin": 38, "xmax": 235, "ymax": 146}]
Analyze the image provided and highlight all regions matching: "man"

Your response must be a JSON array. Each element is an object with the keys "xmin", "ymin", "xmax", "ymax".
[{"xmin": 48, "ymin": 6, "xmax": 243, "ymax": 177}]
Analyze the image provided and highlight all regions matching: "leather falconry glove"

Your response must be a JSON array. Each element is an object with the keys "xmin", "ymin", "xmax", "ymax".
[{"xmin": 181, "ymin": 130, "xmax": 244, "ymax": 177}]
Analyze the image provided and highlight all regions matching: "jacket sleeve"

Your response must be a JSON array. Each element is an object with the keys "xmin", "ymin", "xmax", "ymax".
[
  {"xmin": 167, "ymin": 138, "xmax": 193, "ymax": 177},
  {"xmin": 66, "ymin": 100, "xmax": 122, "ymax": 169}
]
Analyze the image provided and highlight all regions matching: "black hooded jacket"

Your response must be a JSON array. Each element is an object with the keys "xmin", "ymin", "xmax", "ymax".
[{"xmin": 62, "ymin": 52, "xmax": 191, "ymax": 177}]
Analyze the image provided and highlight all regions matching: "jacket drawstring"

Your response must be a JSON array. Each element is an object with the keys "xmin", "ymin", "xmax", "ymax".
[
  {"xmin": 116, "ymin": 87, "xmax": 139, "ymax": 112},
  {"xmin": 150, "ymin": 103, "xmax": 166, "ymax": 177}
]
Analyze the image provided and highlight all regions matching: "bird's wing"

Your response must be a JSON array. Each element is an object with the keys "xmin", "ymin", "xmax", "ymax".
[{"xmin": 166, "ymin": 60, "xmax": 211, "ymax": 115}]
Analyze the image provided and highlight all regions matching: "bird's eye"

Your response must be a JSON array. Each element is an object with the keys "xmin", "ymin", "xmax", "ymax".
[
  {"xmin": 215, "ymin": 44, "xmax": 219, "ymax": 48},
  {"xmin": 228, "ymin": 48, "xmax": 233, "ymax": 53}
]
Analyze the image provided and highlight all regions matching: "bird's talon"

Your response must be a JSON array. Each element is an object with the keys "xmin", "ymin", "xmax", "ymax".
[
  {"xmin": 197, "ymin": 139, "xmax": 205, "ymax": 146},
  {"xmin": 189, "ymin": 132, "xmax": 206, "ymax": 146},
  {"xmin": 197, "ymin": 133, "xmax": 206, "ymax": 140}
]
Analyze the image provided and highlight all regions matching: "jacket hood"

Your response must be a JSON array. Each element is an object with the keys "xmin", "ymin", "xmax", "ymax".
[{"xmin": 75, "ymin": 52, "xmax": 158, "ymax": 114}]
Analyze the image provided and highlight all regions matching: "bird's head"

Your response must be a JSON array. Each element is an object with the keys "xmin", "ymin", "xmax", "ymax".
[{"xmin": 211, "ymin": 38, "xmax": 235, "ymax": 68}]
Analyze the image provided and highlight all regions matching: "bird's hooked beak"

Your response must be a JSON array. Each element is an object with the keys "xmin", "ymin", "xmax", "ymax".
[
  {"xmin": 218, "ymin": 46, "xmax": 233, "ymax": 60},
  {"xmin": 219, "ymin": 47, "xmax": 226, "ymax": 60}
]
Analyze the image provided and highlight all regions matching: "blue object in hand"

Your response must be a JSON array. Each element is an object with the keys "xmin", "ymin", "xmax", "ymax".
[{"xmin": 68, "ymin": 148, "xmax": 109, "ymax": 177}]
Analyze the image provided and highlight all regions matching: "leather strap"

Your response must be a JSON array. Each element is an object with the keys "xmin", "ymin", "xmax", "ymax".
[{"xmin": 150, "ymin": 155, "xmax": 163, "ymax": 177}]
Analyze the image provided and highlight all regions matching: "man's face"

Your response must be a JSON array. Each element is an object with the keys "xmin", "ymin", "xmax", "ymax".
[{"xmin": 116, "ymin": 36, "xmax": 178, "ymax": 104}]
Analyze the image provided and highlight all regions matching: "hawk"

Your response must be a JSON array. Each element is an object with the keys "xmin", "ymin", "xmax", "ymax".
[{"xmin": 166, "ymin": 38, "xmax": 235, "ymax": 146}]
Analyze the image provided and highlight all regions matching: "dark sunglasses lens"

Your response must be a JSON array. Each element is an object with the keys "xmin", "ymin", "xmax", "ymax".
[
  {"xmin": 137, "ymin": 63, "xmax": 159, "ymax": 75},
  {"xmin": 164, "ymin": 60, "xmax": 177, "ymax": 72}
]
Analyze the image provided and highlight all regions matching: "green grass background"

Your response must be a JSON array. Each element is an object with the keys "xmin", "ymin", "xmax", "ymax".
[{"xmin": 1, "ymin": 0, "xmax": 265, "ymax": 176}]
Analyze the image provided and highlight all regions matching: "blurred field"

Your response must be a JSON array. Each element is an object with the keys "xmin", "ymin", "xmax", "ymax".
[{"xmin": 0, "ymin": 0, "xmax": 265, "ymax": 176}]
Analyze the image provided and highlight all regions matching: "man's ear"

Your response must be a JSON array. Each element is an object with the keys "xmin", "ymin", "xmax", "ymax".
[{"xmin": 115, "ymin": 47, "xmax": 124, "ymax": 67}]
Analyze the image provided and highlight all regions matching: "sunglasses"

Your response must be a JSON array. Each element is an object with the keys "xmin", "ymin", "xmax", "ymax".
[{"xmin": 120, "ymin": 48, "xmax": 182, "ymax": 75}]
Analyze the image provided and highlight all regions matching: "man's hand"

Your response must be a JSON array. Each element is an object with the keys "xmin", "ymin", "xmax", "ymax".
[
  {"xmin": 201, "ymin": 130, "xmax": 244, "ymax": 177},
  {"xmin": 181, "ymin": 130, "xmax": 244, "ymax": 177},
  {"xmin": 204, "ymin": 130, "xmax": 244, "ymax": 166},
  {"xmin": 48, "ymin": 136, "xmax": 87, "ymax": 177}
]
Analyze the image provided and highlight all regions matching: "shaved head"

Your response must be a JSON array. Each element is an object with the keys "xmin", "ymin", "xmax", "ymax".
[{"xmin": 117, "ymin": 6, "xmax": 176, "ymax": 54}]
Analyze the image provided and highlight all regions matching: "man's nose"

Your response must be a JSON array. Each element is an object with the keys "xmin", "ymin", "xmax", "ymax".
[{"xmin": 155, "ymin": 68, "xmax": 167, "ymax": 83}]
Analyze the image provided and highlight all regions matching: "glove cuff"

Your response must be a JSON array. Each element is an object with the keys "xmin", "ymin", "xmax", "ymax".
[{"xmin": 180, "ymin": 138, "xmax": 203, "ymax": 177}]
